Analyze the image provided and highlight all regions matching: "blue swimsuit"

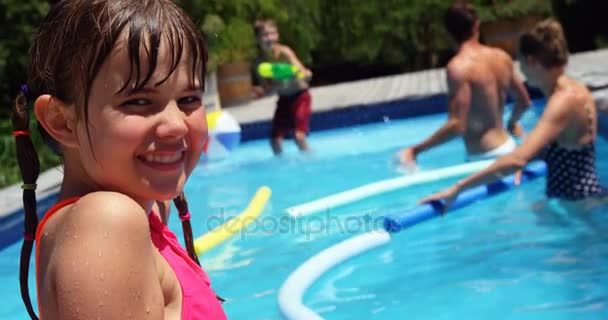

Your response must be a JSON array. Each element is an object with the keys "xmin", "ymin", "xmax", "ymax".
[{"xmin": 540, "ymin": 105, "xmax": 606, "ymax": 201}]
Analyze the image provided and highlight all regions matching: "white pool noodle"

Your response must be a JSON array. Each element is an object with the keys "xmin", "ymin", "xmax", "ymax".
[
  {"xmin": 277, "ymin": 230, "xmax": 391, "ymax": 320},
  {"xmin": 286, "ymin": 159, "xmax": 494, "ymax": 217}
]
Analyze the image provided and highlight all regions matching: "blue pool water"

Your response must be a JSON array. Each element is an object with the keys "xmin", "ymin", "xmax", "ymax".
[{"xmin": 1, "ymin": 100, "xmax": 607, "ymax": 319}]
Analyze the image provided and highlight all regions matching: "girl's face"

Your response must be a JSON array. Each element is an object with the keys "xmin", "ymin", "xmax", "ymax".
[{"xmin": 74, "ymin": 39, "xmax": 206, "ymax": 202}]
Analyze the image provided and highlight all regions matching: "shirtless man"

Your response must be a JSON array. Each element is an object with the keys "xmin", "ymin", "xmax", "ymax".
[
  {"xmin": 400, "ymin": 2, "xmax": 531, "ymax": 167},
  {"xmin": 252, "ymin": 19, "xmax": 313, "ymax": 155}
]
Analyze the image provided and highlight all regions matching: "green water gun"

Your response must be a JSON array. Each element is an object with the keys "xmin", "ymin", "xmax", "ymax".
[{"xmin": 257, "ymin": 62, "xmax": 305, "ymax": 80}]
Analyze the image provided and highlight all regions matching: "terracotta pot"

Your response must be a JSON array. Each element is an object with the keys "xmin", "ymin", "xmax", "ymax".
[{"xmin": 217, "ymin": 62, "xmax": 252, "ymax": 107}]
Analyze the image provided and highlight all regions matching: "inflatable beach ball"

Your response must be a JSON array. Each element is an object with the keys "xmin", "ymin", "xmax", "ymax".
[{"xmin": 204, "ymin": 110, "xmax": 241, "ymax": 159}]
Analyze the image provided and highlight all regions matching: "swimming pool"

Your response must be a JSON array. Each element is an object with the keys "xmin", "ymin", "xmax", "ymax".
[{"xmin": 1, "ymin": 99, "xmax": 607, "ymax": 319}]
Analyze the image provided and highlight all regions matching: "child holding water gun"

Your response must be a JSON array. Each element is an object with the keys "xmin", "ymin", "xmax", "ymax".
[
  {"xmin": 11, "ymin": 1, "xmax": 226, "ymax": 319},
  {"xmin": 252, "ymin": 19, "xmax": 313, "ymax": 155}
]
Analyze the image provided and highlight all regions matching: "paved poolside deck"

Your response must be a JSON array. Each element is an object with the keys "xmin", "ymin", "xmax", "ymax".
[{"xmin": 1, "ymin": 49, "xmax": 608, "ymax": 237}]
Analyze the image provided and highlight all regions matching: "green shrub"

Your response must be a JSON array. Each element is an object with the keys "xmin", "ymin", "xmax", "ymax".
[
  {"xmin": 0, "ymin": 0, "xmax": 49, "ymax": 110},
  {"xmin": 204, "ymin": 16, "xmax": 256, "ymax": 71},
  {"xmin": 474, "ymin": 0, "xmax": 553, "ymax": 21},
  {"xmin": 0, "ymin": 115, "xmax": 61, "ymax": 189}
]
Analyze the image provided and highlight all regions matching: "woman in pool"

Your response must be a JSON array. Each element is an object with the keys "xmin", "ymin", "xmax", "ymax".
[
  {"xmin": 423, "ymin": 19, "xmax": 606, "ymax": 210},
  {"xmin": 11, "ymin": 1, "xmax": 226, "ymax": 319}
]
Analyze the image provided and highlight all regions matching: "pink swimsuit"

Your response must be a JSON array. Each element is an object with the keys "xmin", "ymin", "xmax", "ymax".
[{"xmin": 36, "ymin": 197, "xmax": 227, "ymax": 319}]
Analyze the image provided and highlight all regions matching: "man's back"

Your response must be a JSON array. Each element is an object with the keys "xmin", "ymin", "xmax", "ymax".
[
  {"xmin": 448, "ymin": 43, "xmax": 514, "ymax": 155},
  {"xmin": 398, "ymin": 2, "xmax": 531, "ymax": 167}
]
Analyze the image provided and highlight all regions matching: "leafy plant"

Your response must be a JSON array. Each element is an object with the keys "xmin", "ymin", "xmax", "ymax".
[
  {"xmin": 315, "ymin": 0, "xmax": 452, "ymax": 69},
  {"xmin": 0, "ymin": 0, "xmax": 50, "ymax": 111},
  {"xmin": 0, "ymin": 115, "xmax": 61, "ymax": 188},
  {"xmin": 474, "ymin": 0, "xmax": 553, "ymax": 21},
  {"xmin": 179, "ymin": 0, "xmax": 321, "ymax": 69},
  {"xmin": 202, "ymin": 16, "xmax": 256, "ymax": 71}
]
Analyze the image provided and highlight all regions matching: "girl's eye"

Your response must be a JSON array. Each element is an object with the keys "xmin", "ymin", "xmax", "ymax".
[
  {"xmin": 123, "ymin": 98, "xmax": 151, "ymax": 106},
  {"xmin": 178, "ymin": 96, "xmax": 202, "ymax": 107}
]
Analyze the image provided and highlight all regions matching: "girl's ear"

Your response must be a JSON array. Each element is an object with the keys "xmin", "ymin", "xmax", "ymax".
[{"xmin": 34, "ymin": 95, "xmax": 79, "ymax": 149}]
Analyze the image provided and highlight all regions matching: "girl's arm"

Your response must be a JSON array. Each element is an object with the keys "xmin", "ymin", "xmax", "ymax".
[
  {"xmin": 422, "ymin": 92, "xmax": 574, "ymax": 211},
  {"xmin": 49, "ymin": 192, "xmax": 164, "ymax": 319}
]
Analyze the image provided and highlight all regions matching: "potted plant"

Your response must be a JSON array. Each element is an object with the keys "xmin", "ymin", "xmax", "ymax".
[
  {"xmin": 476, "ymin": 0, "xmax": 552, "ymax": 57},
  {"xmin": 202, "ymin": 15, "xmax": 257, "ymax": 107}
]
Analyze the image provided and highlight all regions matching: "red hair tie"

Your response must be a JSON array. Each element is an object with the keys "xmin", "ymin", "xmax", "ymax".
[
  {"xmin": 179, "ymin": 212, "xmax": 192, "ymax": 221},
  {"xmin": 13, "ymin": 130, "xmax": 30, "ymax": 137},
  {"xmin": 23, "ymin": 233, "xmax": 35, "ymax": 241}
]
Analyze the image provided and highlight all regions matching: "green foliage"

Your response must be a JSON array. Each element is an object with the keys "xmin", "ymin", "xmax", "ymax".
[
  {"xmin": 272, "ymin": 0, "xmax": 321, "ymax": 64},
  {"xmin": 177, "ymin": 0, "xmax": 321, "ymax": 69},
  {"xmin": 316, "ymin": 0, "xmax": 452, "ymax": 69},
  {"xmin": 0, "ymin": 115, "xmax": 61, "ymax": 188},
  {"xmin": 473, "ymin": 0, "xmax": 553, "ymax": 21},
  {"xmin": 0, "ymin": 0, "xmax": 58, "ymax": 188},
  {"xmin": 315, "ymin": 0, "xmax": 551, "ymax": 69},
  {"xmin": 203, "ymin": 16, "xmax": 256, "ymax": 71},
  {"xmin": 0, "ymin": 0, "xmax": 49, "ymax": 110}
]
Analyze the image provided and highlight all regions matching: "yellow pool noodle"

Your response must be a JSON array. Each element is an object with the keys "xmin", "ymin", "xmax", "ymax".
[{"xmin": 194, "ymin": 186, "xmax": 272, "ymax": 255}]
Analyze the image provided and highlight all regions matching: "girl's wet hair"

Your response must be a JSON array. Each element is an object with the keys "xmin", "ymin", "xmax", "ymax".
[
  {"xmin": 519, "ymin": 19, "xmax": 569, "ymax": 68},
  {"xmin": 12, "ymin": 1, "xmax": 208, "ymax": 318}
]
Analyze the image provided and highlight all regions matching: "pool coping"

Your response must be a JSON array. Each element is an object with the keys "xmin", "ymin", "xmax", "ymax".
[{"xmin": 2, "ymin": 49, "xmax": 608, "ymax": 249}]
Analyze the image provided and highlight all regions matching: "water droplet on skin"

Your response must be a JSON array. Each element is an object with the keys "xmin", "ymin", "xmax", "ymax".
[
  {"xmin": 146, "ymin": 306, "xmax": 151, "ymax": 314},
  {"xmin": 98, "ymin": 250, "xmax": 102, "ymax": 257},
  {"xmin": 103, "ymin": 232, "xmax": 109, "ymax": 239},
  {"xmin": 99, "ymin": 273, "xmax": 104, "ymax": 281},
  {"xmin": 104, "ymin": 290, "xmax": 108, "ymax": 296}
]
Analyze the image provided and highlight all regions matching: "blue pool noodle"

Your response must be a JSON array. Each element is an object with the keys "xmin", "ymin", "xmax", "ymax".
[{"xmin": 383, "ymin": 161, "xmax": 547, "ymax": 233}]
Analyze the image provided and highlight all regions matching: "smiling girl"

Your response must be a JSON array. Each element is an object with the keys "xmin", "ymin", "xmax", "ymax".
[{"xmin": 12, "ymin": 1, "xmax": 226, "ymax": 319}]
